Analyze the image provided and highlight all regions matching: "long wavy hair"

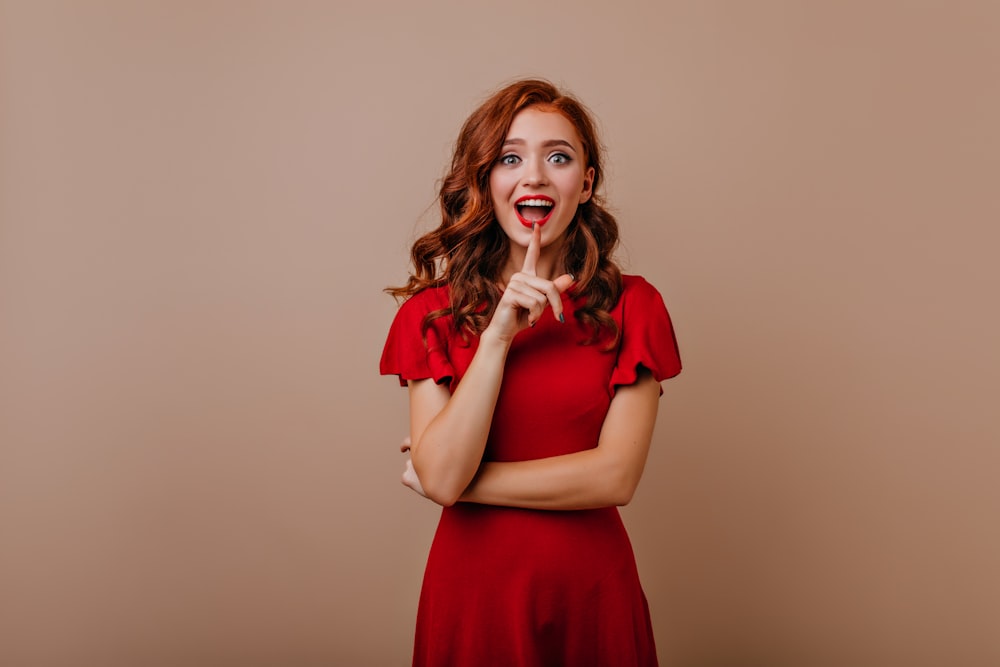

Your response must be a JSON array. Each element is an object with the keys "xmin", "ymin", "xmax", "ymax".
[{"xmin": 388, "ymin": 78, "xmax": 623, "ymax": 345}]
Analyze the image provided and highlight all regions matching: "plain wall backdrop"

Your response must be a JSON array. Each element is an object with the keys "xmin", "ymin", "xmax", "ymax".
[{"xmin": 1, "ymin": 1, "xmax": 998, "ymax": 666}]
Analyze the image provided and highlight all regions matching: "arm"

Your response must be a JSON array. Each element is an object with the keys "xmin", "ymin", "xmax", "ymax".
[
  {"xmin": 458, "ymin": 367, "xmax": 662, "ymax": 510},
  {"xmin": 405, "ymin": 334, "xmax": 508, "ymax": 506},
  {"xmin": 407, "ymin": 224, "xmax": 573, "ymax": 506}
]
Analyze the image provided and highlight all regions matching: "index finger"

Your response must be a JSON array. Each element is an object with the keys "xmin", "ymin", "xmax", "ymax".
[{"xmin": 521, "ymin": 222, "xmax": 541, "ymax": 276}]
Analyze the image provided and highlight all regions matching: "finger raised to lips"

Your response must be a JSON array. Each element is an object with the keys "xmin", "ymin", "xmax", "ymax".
[{"xmin": 521, "ymin": 222, "xmax": 541, "ymax": 276}]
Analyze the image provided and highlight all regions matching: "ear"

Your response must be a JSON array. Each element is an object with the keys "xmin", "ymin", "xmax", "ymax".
[{"xmin": 580, "ymin": 166, "xmax": 595, "ymax": 204}]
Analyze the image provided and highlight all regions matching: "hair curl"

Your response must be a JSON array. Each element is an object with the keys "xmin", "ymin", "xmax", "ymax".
[{"xmin": 388, "ymin": 78, "xmax": 622, "ymax": 346}]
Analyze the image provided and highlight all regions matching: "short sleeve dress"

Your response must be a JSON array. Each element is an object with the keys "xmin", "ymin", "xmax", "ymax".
[{"xmin": 380, "ymin": 275, "xmax": 681, "ymax": 667}]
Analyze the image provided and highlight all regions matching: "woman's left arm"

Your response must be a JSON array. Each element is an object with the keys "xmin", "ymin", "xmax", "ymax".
[{"xmin": 455, "ymin": 367, "xmax": 662, "ymax": 510}]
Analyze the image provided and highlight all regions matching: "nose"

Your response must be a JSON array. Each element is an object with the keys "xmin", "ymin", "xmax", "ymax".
[{"xmin": 522, "ymin": 157, "xmax": 549, "ymax": 187}]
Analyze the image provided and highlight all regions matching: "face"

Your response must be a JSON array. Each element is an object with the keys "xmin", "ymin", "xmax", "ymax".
[{"xmin": 489, "ymin": 107, "xmax": 595, "ymax": 252}]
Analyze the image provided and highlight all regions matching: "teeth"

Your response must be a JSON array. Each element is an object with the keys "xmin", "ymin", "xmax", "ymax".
[{"xmin": 518, "ymin": 199, "xmax": 553, "ymax": 207}]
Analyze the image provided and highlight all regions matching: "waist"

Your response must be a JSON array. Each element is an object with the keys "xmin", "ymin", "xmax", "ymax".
[
  {"xmin": 437, "ymin": 503, "xmax": 628, "ymax": 547},
  {"xmin": 428, "ymin": 504, "xmax": 637, "ymax": 581}
]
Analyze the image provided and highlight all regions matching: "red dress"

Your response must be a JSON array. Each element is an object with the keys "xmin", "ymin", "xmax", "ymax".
[{"xmin": 380, "ymin": 275, "xmax": 681, "ymax": 667}]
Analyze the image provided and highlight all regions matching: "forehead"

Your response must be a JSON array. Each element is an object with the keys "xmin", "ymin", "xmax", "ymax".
[{"xmin": 504, "ymin": 107, "xmax": 583, "ymax": 147}]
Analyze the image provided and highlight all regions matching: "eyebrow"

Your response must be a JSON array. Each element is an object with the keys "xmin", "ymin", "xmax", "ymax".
[{"xmin": 501, "ymin": 138, "xmax": 579, "ymax": 152}]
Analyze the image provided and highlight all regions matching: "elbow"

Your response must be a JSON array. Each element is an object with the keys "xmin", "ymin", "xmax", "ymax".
[
  {"xmin": 610, "ymin": 485, "xmax": 637, "ymax": 507},
  {"xmin": 424, "ymin": 485, "xmax": 462, "ymax": 507},
  {"xmin": 607, "ymin": 466, "xmax": 642, "ymax": 507},
  {"xmin": 412, "ymin": 460, "xmax": 465, "ymax": 507}
]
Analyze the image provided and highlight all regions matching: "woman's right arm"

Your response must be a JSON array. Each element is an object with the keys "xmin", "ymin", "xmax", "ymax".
[
  {"xmin": 406, "ymin": 330, "xmax": 509, "ymax": 506},
  {"xmin": 407, "ymin": 224, "xmax": 571, "ymax": 506}
]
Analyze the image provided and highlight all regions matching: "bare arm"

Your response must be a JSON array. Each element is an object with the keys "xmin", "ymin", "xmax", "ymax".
[
  {"xmin": 405, "ymin": 337, "xmax": 507, "ymax": 506},
  {"xmin": 457, "ymin": 367, "xmax": 661, "ymax": 510},
  {"xmin": 407, "ymin": 224, "xmax": 573, "ymax": 506}
]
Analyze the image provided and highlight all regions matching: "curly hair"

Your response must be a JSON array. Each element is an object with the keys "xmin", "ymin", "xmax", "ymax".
[{"xmin": 388, "ymin": 78, "xmax": 623, "ymax": 346}]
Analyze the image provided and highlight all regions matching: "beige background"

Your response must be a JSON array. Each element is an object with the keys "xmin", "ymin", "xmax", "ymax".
[{"xmin": 1, "ymin": 1, "xmax": 998, "ymax": 666}]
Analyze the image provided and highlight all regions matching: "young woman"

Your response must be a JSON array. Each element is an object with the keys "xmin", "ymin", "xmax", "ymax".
[{"xmin": 380, "ymin": 79, "xmax": 681, "ymax": 667}]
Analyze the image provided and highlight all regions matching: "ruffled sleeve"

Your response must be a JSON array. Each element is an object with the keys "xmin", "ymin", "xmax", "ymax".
[
  {"xmin": 379, "ymin": 288, "xmax": 456, "ymax": 387},
  {"xmin": 609, "ymin": 276, "xmax": 682, "ymax": 395}
]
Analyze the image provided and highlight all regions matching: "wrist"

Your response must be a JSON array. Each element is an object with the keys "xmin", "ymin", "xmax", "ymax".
[{"xmin": 480, "ymin": 325, "xmax": 515, "ymax": 350}]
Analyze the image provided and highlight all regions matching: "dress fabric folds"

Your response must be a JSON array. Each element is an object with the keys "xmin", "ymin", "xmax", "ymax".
[{"xmin": 380, "ymin": 275, "xmax": 681, "ymax": 667}]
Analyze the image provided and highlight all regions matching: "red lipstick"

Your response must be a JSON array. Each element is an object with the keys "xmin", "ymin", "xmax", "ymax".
[{"xmin": 514, "ymin": 194, "xmax": 555, "ymax": 228}]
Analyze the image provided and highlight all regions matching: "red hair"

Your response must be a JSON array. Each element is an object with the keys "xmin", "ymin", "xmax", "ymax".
[{"xmin": 389, "ymin": 79, "xmax": 622, "ymax": 345}]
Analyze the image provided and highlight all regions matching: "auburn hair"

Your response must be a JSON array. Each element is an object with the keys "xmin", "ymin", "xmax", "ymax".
[{"xmin": 388, "ymin": 78, "xmax": 623, "ymax": 345}]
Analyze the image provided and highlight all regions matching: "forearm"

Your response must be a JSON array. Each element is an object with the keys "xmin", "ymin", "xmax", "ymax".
[
  {"xmin": 411, "ymin": 329, "xmax": 511, "ymax": 505},
  {"xmin": 459, "ymin": 448, "xmax": 641, "ymax": 510},
  {"xmin": 458, "ymin": 370, "xmax": 661, "ymax": 510}
]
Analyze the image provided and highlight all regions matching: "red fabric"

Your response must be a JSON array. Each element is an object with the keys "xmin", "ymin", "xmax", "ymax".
[{"xmin": 380, "ymin": 275, "xmax": 681, "ymax": 667}]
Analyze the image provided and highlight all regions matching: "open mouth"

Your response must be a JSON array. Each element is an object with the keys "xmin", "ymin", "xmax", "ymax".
[{"xmin": 515, "ymin": 196, "xmax": 554, "ymax": 227}]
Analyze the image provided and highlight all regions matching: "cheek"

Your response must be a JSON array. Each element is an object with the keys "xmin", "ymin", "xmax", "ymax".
[
  {"xmin": 556, "ymin": 172, "xmax": 585, "ymax": 198},
  {"xmin": 489, "ymin": 172, "xmax": 514, "ymax": 202}
]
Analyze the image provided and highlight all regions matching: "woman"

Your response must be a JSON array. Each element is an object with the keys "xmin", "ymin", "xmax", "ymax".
[{"xmin": 380, "ymin": 79, "xmax": 681, "ymax": 667}]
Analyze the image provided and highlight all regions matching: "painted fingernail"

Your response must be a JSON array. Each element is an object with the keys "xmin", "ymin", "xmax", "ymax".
[{"xmin": 558, "ymin": 313, "xmax": 565, "ymax": 323}]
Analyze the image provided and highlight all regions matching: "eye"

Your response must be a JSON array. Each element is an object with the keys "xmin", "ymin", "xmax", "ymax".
[
  {"xmin": 548, "ymin": 152, "xmax": 571, "ymax": 164},
  {"xmin": 498, "ymin": 154, "xmax": 521, "ymax": 166}
]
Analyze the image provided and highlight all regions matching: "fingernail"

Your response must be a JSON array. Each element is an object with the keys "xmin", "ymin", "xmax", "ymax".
[
  {"xmin": 531, "ymin": 222, "xmax": 536, "ymax": 230},
  {"xmin": 558, "ymin": 313, "xmax": 565, "ymax": 323},
  {"xmin": 529, "ymin": 320, "xmax": 536, "ymax": 328}
]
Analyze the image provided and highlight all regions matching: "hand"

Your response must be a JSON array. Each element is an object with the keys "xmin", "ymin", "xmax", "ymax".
[
  {"xmin": 489, "ymin": 223, "xmax": 574, "ymax": 340},
  {"xmin": 400, "ymin": 436, "xmax": 427, "ymax": 498}
]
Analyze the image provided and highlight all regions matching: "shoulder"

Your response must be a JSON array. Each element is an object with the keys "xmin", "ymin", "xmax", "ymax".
[
  {"xmin": 384, "ymin": 284, "xmax": 453, "ymax": 343},
  {"xmin": 618, "ymin": 274, "xmax": 666, "ymax": 308},
  {"xmin": 613, "ymin": 274, "xmax": 675, "ymax": 335},
  {"xmin": 381, "ymin": 284, "xmax": 457, "ymax": 384},
  {"xmin": 609, "ymin": 274, "xmax": 682, "ymax": 388}
]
